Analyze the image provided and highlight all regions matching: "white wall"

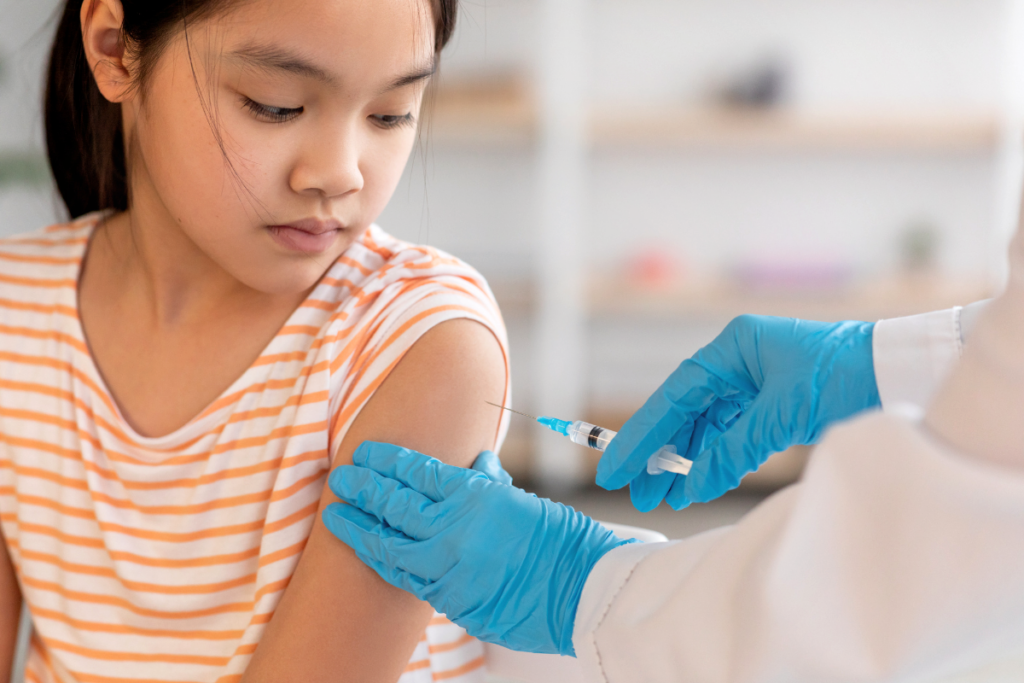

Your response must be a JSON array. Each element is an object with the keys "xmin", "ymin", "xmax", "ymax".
[
  {"xmin": 0, "ymin": 1, "xmax": 1017, "ymax": 459},
  {"xmin": 590, "ymin": 0, "xmax": 1004, "ymax": 112},
  {"xmin": 388, "ymin": 0, "xmax": 1007, "ymax": 278},
  {"xmin": 587, "ymin": 149, "xmax": 995, "ymax": 276},
  {"xmin": 0, "ymin": 0, "xmax": 61, "ymax": 236},
  {"xmin": 390, "ymin": 0, "xmax": 1015, "ymax": 419}
]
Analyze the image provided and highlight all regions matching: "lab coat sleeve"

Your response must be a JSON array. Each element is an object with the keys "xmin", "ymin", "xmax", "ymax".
[
  {"xmin": 871, "ymin": 299, "xmax": 992, "ymax": 412},
  {"xmin": 573, "ymin": 410, "xmax": 1024, "ymax": 683}
]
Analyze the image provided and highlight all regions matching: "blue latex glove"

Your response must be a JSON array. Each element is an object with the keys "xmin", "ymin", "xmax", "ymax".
[
  {"xmin": 600, "ymin": 315, "xmax": 880, "ymax": 512},
  {"xmin": 322, "ymin": 441, "xmax": 633, "ymax": 656}
]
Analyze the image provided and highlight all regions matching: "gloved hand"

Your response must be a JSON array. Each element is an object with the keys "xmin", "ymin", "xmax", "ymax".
[
  {"xmin": 600, "ymin": 315, "xmax": 879, "ymax": 512},
  {"xmin": 322, "ymin": 441, "xmax": 633, "ymax": 656},
  {"xmin": 466, "ymin": 449, "xmax": 513, "ymax": 486}
]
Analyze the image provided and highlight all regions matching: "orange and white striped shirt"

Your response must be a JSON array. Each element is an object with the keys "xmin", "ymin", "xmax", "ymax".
[{"xmin": 0, "ymin": 213, "xmax": 510, "ymax": 683}]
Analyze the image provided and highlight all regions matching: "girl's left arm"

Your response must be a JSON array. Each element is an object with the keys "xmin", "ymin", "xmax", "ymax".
[{"xmin": 242, "ymin": 317, "xmax": 506, "ymax": 683}]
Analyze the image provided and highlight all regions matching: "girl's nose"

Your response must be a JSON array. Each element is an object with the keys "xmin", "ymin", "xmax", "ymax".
[{"xmin": 289, "ymin": 124, "xmax": 365, "ymax": 199}]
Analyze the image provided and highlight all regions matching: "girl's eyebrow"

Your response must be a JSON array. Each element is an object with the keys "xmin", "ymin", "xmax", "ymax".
[
  {"xmin": 382, "ymin": 62, "xmax": 437, "ymax": 93},
  {"xmin": 229, "ymin": 42, "xmax": 436, "ymax": 92},
  {"xmin": 230, "ymin": 43, "xmax": 334, "ymax": 84}
]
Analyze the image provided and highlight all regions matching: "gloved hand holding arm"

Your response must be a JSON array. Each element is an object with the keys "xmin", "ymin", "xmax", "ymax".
[
  {"xmin": 322, "ymin": 442, "xmax": 632, "ymax": 657},
  {"xmin": 601, "ymin": 315, "xmax": 880, "ymax": 511}
]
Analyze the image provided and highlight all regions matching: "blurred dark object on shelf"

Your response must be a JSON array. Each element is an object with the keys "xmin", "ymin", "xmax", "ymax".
[
  {"xmin": 716, "ymin": 56, "xmax": 790, "ymax": 110},
  {"xmin": 900, "ymin": 220, "xmax": 942, "ymax": 272},
  {"xmin": 0, "ymin": 153, "xmax": 49, "ymax": 189}
]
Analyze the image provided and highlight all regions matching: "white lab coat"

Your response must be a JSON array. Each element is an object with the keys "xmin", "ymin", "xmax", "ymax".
[{"xmin": 572, "ymin": 236, "xmax": 1024, "ymax": 682}]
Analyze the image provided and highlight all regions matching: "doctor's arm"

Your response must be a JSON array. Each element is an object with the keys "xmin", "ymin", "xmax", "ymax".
[
  {"xmin": 575, "ymin": 292, "xmax": 1024, "ymax": 682},
  {"xmin": 871, "ymin": 298, "xmax": 988, "ymax": 411}
]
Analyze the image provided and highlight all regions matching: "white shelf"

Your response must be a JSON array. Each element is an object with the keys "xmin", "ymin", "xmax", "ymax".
[{"xmin": 492, "ymin": 272, "xmax": 993, "ymax": 321}]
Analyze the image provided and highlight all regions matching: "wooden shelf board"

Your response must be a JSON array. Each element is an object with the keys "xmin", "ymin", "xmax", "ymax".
[
  {"xmin": 588, "ymin": 274, "xmax": 994, "ymax": 322},
  {"xmin": 423, "ymin": 88, "xmax": 1000, "ymax": 152},
  {"xmin": 590, "ymin": 107, "xmax": 1000, "ymax": 153},
  {"xmin": 424, "ymin": 80, "xmax": 536, "ymax": 147}
]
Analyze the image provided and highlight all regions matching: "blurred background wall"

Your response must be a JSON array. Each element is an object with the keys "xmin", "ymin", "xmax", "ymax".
[{"xmin": 3, "ymin": 0, "xmax": 1023, "ymax": 499}]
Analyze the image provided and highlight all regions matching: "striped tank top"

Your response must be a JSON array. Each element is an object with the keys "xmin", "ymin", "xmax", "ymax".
[{"xmin": 0, "ymin": 213, "xmax": 510, "ymax": 683}]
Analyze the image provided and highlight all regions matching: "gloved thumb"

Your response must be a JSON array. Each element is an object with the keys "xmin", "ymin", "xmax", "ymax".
[{"xmin": 471, "ymin": 450, "xmax": 513, "ymax": 486}]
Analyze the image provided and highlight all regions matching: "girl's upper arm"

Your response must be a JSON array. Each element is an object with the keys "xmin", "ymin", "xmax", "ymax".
[
  {"xmin": 0, "ymin": 525, "xmax": 22, "ymax": 683},
  {"xmin": 242, "ymin": 317, "xmax": 506, "ymax": 683}
]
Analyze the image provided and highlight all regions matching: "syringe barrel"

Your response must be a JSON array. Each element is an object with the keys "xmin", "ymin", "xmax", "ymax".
[
  {"xmin": 567, "ymin": 421, "xmax": 616, "ymax": 451},
  {"xmin": 565, "ymin": 420, "xmax": 694, "ymax": 475}
]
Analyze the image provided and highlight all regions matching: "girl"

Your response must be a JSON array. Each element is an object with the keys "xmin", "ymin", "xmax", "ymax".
[{"xmin": 0, "ymin": 0, "xmax": 510, "ymax": 681}]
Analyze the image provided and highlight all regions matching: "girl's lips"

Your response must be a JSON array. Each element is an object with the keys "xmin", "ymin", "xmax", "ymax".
[{"xmin": 267, "ymin": 224, "xmax": 341, "ymax": 254}]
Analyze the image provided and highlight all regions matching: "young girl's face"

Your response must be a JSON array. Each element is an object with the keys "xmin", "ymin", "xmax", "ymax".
[{"xmin": 121, "ymin": 0, "xmax": 435, "ymax": 294}]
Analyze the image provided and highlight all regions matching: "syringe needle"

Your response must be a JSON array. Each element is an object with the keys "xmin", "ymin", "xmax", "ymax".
[{"xmin": 485, "ymin": 401, "xmax": 539, "ymax": 421}]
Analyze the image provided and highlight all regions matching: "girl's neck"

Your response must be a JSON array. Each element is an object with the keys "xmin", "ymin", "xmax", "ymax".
[{"xmin": 93, "ymin": 202, "xmax": 303, "ymax": 332}]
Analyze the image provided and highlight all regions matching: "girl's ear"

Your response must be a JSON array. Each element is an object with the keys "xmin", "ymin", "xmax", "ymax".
[{"xmin": 80, "ymin": 0, "xmax": 133, "ymax": 103}]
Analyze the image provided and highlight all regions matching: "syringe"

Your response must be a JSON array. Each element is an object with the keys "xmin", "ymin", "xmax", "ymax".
[{"xmin": 487, "ymin": 403, "xmax": 692, "ymax": 476}]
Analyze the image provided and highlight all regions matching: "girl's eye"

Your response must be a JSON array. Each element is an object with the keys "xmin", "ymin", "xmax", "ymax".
[
  {"xmin": 242, "ymin": 97, "xmax": 303, "ymax": 123},
  {"xmin": 371, "ymin": 113, "xmax": 415, "ymax": 130}
]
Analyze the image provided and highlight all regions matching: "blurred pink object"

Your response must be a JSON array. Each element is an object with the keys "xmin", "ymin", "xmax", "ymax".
[
  {"xmin": 734, "ymin": 258, "xmax": 852, "ymax": 292},
  {"xmin": 626, "ymin": 247, "xmax": 685, "ymax": 288}
]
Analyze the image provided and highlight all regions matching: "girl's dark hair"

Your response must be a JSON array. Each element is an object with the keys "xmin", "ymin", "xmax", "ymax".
[{"xmin": 45, "ymin": 0, "xmax": 458, "ymax": 219}]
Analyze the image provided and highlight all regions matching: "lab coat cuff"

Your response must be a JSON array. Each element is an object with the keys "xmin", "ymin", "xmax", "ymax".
[
  {"xmin": 873, "ymin": 307, "xmax": 963, "ymax": 412},
  {"xmin": 573, "ymin": 540, "xmax": 674, "ymax": 679}
]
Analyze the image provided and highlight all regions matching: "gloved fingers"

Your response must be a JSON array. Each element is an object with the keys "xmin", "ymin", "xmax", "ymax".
[
  {"xmin": 665, "ymin": 414, "xmax": 725, "ymax": 509},
  {"xmin": 684, "ymin": 400, "xmax": 790, "ymax": 504},
  {"xmin": 471, "ymin": 450, "xmax": 513, "ymax": 486},
  {"xmin": 611, "ymin": 397, "xmax": 715, "ymax": 504},
  {"xmin": 628, "ymin": 469, "xmax": 676, "ymax": 513},
  {"xmin": 682, "ymin": 445, "xmax": 743, "ymax": 506},
  {"xmin": 322, "ymin": 503, "xmax": 441, "ymax": 583},
  {"xmin": 328, "ymin": 465, "xmax": 439, "ymax": 541},
  {"xmin": 352, "ymin": 547, "xmax": 431, "ymax": 599},
  {"xmin": 723, "ymin": 395, "xmax": 791, "ymax": 470},
  {"xmin": 352, "ymin": 441, "xmax": 470, "ymax": 501},
  {"xmin": 598, "ymin": 361, "xmax": 741, "ymax": 491},
  {"xmin": 324, "ymin": 506, "xmax": 430, "ymax": 597},
  {"xmin": 692, "ymin": 315, "xmax": 773, "ymax": 392},
  {"xmin": 322, "ymin": 502, "xmax": 385, "ymax": 559},
  {"xmin": 703, "ymin": 399, "xmax": 744, "ymax": 431},
  {"xmin": 600, "ymin": 406, "xmax": 695, "ymax": 493},
  {"xmin": 664, "ymin": 480, "xmax": 692, "ymax": 510}
]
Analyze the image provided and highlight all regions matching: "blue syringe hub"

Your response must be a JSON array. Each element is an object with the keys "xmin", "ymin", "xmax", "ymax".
[{"xmin": 537, "ymin": 416, "xmax": 572, "ymax": 436}]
